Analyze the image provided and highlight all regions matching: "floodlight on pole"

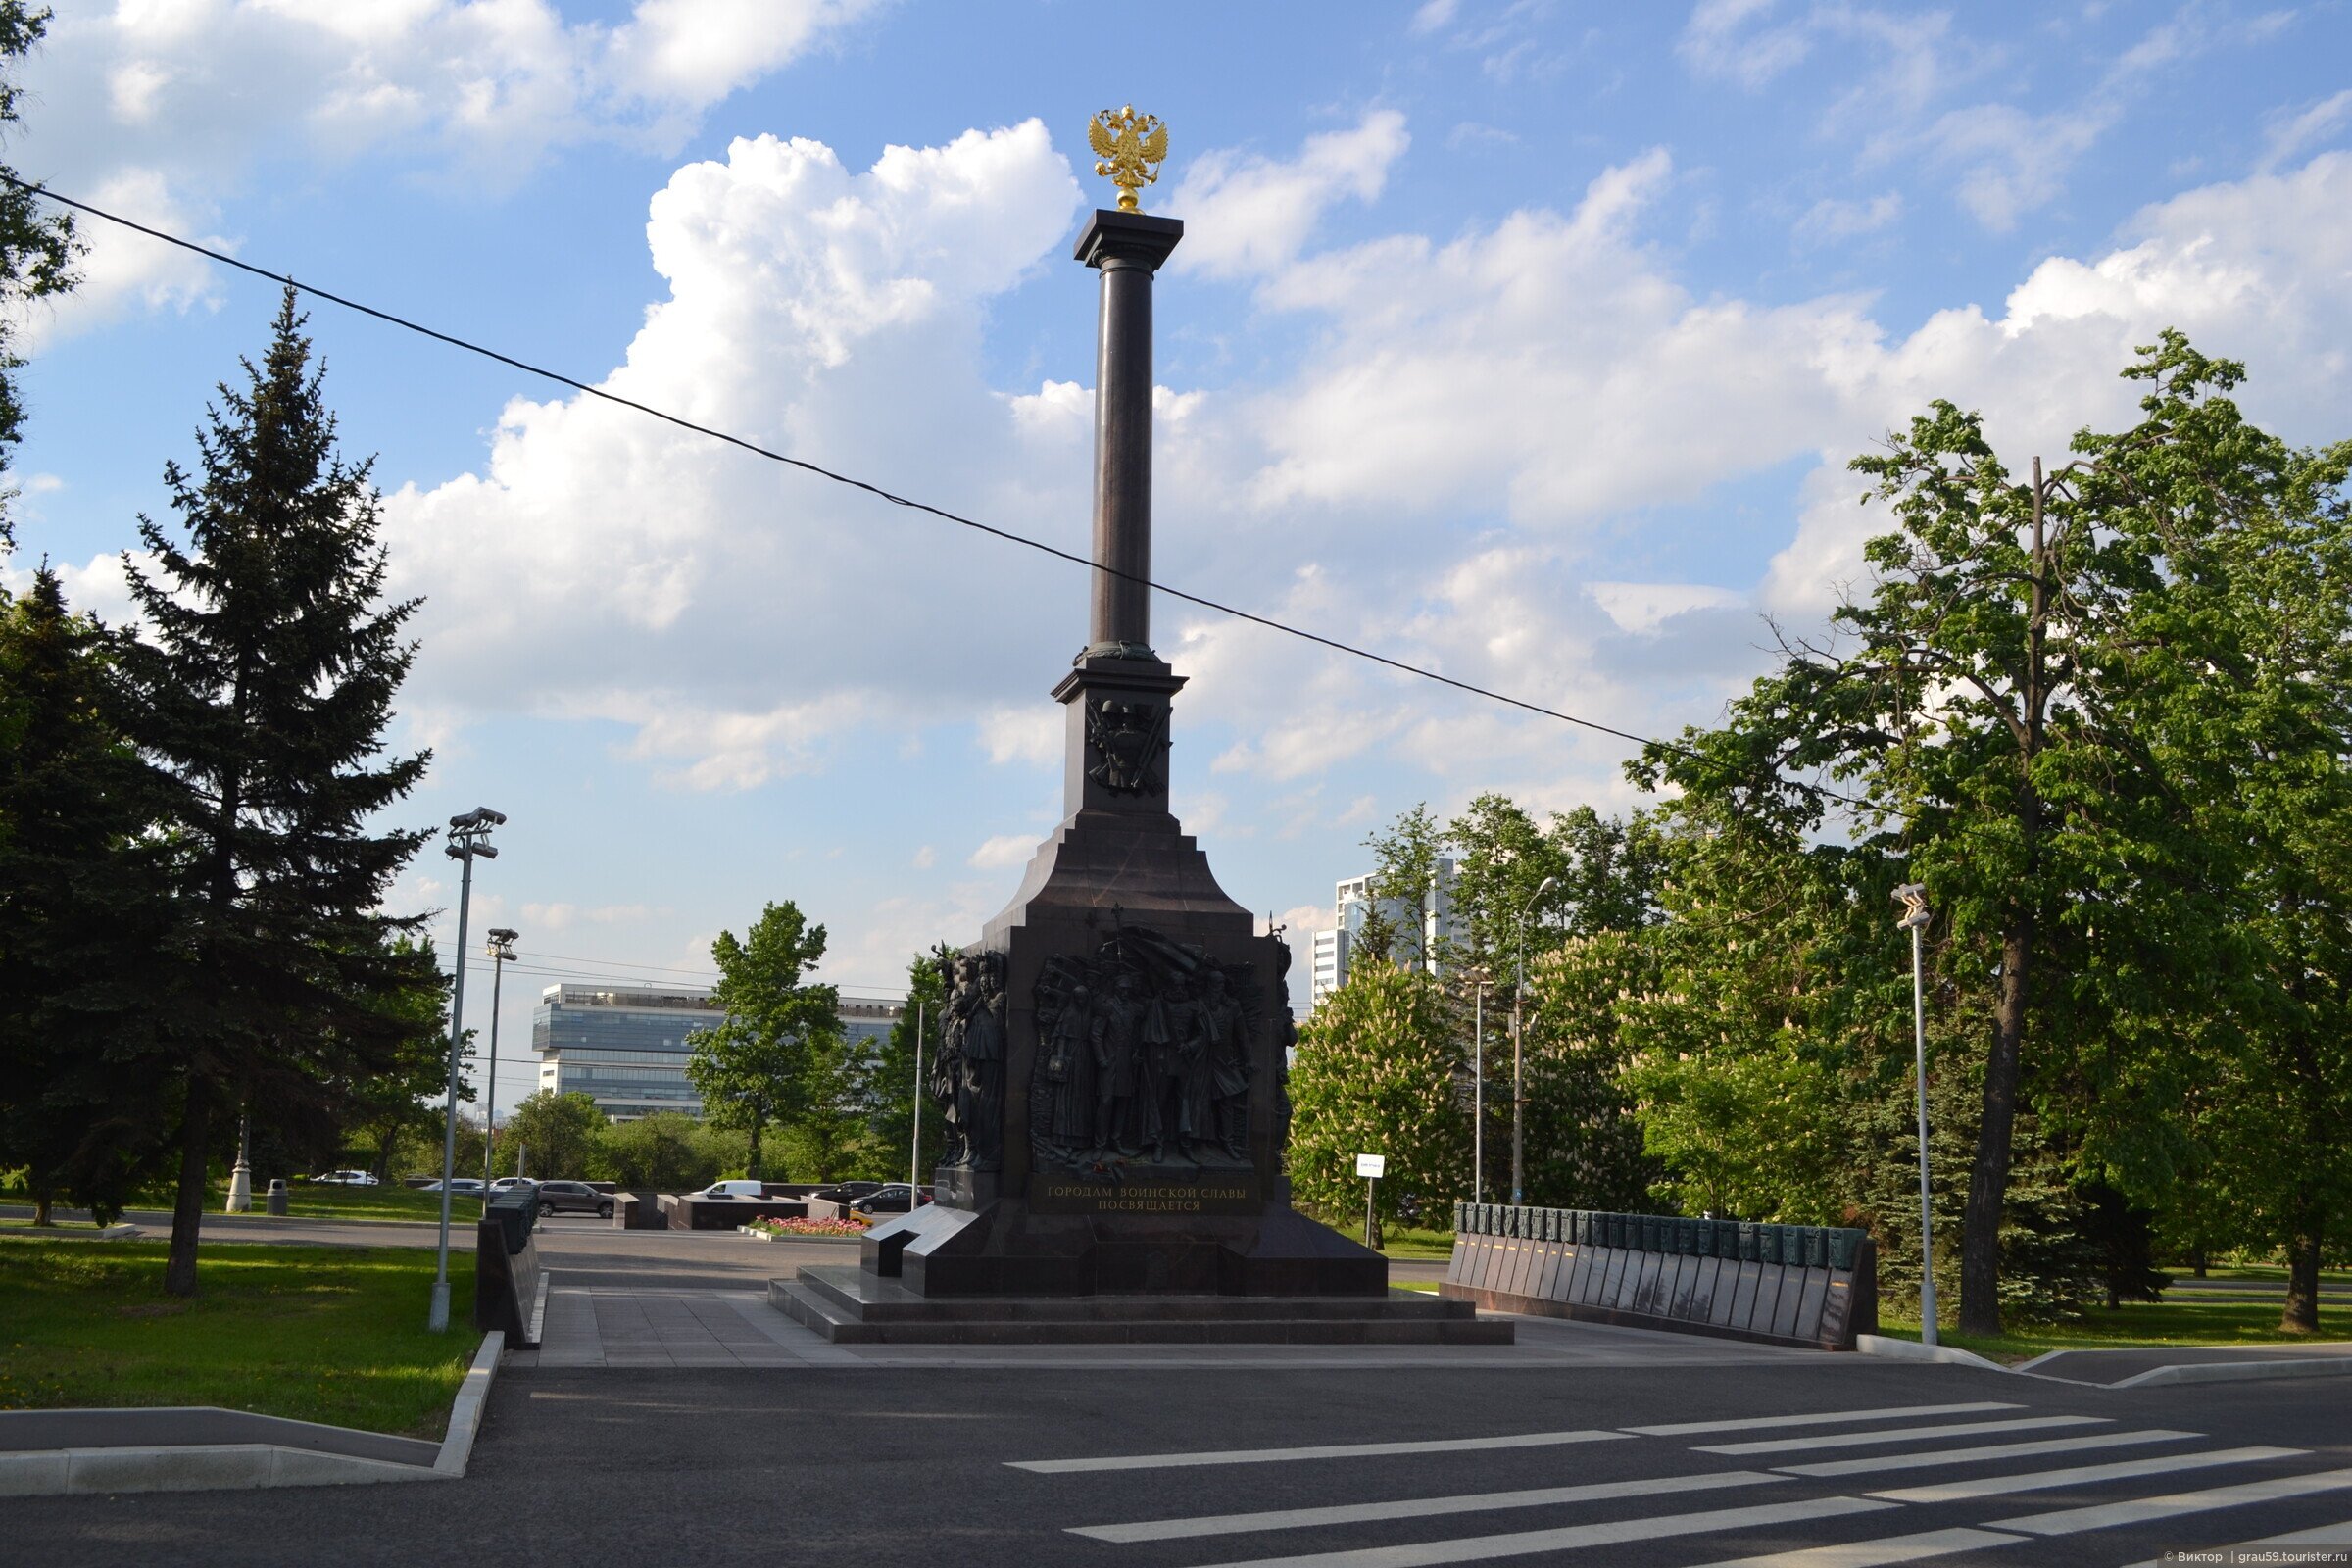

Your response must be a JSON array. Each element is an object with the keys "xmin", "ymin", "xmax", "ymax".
[
  {"xmin": 1893, "ymin": 880, "xmax": 1938, "ymax": 1346},
  {"xmin": 1512, "ymin": 875, "xmax": 1557, "ymax": 1206},
  {"xmin": 482, "ymin": 927, "xmax": 519, "ymax": 1189},
  {"xmin": 430, "ymin": 808, "xmax": 502, "ymax": 1334}
]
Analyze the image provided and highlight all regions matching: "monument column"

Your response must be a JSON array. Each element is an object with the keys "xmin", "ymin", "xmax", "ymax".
[{"xmin": 1079, "ymin": 209, "xmax": 1181, "ymax": 659}]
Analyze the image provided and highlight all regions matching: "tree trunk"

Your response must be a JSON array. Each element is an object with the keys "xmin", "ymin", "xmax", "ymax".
[
  {"xmin": 2281, "ymin": 1203, "xmax": 2323, "ymax": 1335},
  {"xmin": 164, "ymin": 1069, "xmax": 213, "ymax": 1297},
  {"xmin": 31, "ymin": 1189, "xmax": 53, "ymax": 1227},
  {"xmin": 1961, "ymin": 923, "xmax": 2030, "ymax": 1336},
  {"xmin": 746, "ymin": 1120, "xmax": 762, "ymax": 1183}
]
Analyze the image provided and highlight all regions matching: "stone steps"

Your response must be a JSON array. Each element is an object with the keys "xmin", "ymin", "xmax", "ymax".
[{"xmin": 770, "ymin": 1265, "xmax": 1514, "ymax": 1346}]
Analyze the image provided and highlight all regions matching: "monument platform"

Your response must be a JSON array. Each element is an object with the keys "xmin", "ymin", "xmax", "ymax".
[{"xmin": 770, "ymin": 1265, "xmax": 1511, "ymax": 1345}]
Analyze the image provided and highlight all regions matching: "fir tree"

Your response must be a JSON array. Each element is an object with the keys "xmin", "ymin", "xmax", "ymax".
[
  {"xmin": 0, "ymin": 568, "xmax": 176, "ymax": 1224},
  {"xmin": 122, "ymin": 289, "xmax": 429, "ymax": 1295}
]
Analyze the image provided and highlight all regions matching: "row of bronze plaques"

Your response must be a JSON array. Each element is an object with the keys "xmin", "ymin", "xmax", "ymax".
[{"xmin": 1442, "ymin": 1230, "xmax": 1877, "ymax": 1350}]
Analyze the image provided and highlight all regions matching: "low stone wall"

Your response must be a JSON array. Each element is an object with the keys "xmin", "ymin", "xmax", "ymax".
[
  {"xmin": 1440, "ymin": 1203, "xmax": 1876, "ymax": 1351},
  {"xmin": 472, "ymin": 1198, "xmax": 540, "ymax": 1346},
  {"xmin": 613, "ymin": 1192, "xmax": 666, "ymax": 1229},
  {"xmin": 659, "ymin": 1194, "xmax": 810, "ymax": 1231}
]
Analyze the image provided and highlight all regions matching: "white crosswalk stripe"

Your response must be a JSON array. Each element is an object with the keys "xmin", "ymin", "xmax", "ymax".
[
  {"xmin": 1864, "ymin": 1445, "xmax": 2303, "ymax": 1503},
  {"xmin": 1176, "ymin": 1496, "xmax": 1898, "ymax": 1568},
  {"xmin": 1697, "ymin": 1414, "xmax": 2108, "ymax": 1456},
  {"xmin": 1688, "ymin": 1525, "xmax": 2028, "ymax": 1568},
  {"xmin": 1017, "ymin": 1399, "xmax": 2352, "ymax": 1568},
  {"xmin": 1070, "ymin": 1469, "xmax": 1785, "ymax": 1544},
  {"xmin": 1623, "ymin": 1402, "xmax": 2021, "ymax": 1437},
  {"xmin": 2119, "ymin": 1517, "xmax": 2352, "ymax": 1568},
  {"xmin": 1009, "ymin": 1428, "xmax": 1626, "ymax": 1474},
  {"xmin": 1773, "ymin": 1428, "xmax": 2198, "ymax": 1478},
  {"xmin": 1988, "ymin": 1465, "xmax": 2352, "ymax": 1535}
]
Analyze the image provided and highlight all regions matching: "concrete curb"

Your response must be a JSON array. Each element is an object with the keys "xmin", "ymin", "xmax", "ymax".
[
  {"xmin": 2110, "ymin": 1355, "xmax": 2352, "ymax": 1390},
  {"xmin": 0, "ymin": 1330, "xmax": 501, "ymax": 1496},
  {"xmin": 1854, "ymin": 1333, "xmax": 2014, "ymax": 1373},
  {"xmin": 1860, "ymin": 1332, "xmax": 2352, "ymax": 1390},
  {"xmin": 433, "ymin": 1329, "xmax": 504, "ymax": 1477}
]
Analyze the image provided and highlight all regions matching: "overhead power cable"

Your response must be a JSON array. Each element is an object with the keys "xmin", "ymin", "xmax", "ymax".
[{"xmin": 9, "ymin": 174, "xmax": 1875, "ymax": 814}]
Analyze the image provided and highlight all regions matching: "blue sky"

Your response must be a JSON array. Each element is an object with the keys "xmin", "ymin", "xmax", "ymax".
[{"xmin": 7, "ymin": 1, "xmax": 2350, "ymax": 1113}]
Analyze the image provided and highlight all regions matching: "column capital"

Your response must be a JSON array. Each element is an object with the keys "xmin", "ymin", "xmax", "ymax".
[{"xmin": 1075, "ymin": 209, "xmax": 1184, "ymax": 271}]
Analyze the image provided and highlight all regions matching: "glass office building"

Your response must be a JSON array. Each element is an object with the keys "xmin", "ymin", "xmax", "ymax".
[{"xmin": 532, "ymin": 984, "xmax": 906, "ymax": 1119}]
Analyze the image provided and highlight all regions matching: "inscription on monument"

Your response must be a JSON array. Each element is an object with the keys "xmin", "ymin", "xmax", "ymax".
[{"xmin": 1033, "ymin": 1181, "xmax": 1258, "ymax": 1215}]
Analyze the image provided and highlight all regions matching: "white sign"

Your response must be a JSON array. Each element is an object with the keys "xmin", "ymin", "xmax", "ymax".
[{"xmin": 1356, "ymin": 1154, "xmax": 1387, "ymax": 1179}]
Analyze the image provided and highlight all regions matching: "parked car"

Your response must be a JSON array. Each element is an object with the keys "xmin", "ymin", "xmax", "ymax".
[
  {"xmin": 532, "ymin": 1180, "xmax": 613, "ymax": 1219},
  {"xmin": 850, "ymin": 1184, "xmax": 935, "ymax": 1216},
  {"xmin": 417, "ymin": 1177, "xmax": 485, "ymax": 1194},
  {"xmin": 311, "ymin": 1169, "xmax": 379, "ymax": 1186},
  {"xmin": 809, "ymin": 1181, "xmax": 883, "ymax": 1205},
  {"xmin": 488, "ymin": 1177, "xmax": 537, "ymax": 1194},
  {"xmin": 696, "ymin": 1180, "xmax": 766, "ymax": 1200}
]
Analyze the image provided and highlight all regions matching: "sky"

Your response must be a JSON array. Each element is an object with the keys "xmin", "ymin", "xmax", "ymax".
[{"xmin": 6, "ymin": 1, "xmax": 2350, "ymax": 1114}]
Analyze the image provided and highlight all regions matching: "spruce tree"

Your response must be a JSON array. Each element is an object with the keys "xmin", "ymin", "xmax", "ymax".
[
  {"xmin": 0, "ymin": 568, "xmax": 176, "ymax": 1224},
  {"xmin": 123, "ymin": 289, "xmax": 428, "ymax": 1295}
]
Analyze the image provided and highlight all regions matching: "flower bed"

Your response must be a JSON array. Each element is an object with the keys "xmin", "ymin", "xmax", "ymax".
[{"xmin": 745, "ymin": 1216, "xmax": 868, "ymax": 1239}]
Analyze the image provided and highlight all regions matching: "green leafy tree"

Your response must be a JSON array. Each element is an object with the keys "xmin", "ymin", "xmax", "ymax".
[
  {"xmin": 1513, "ymin": 934, "xmax": 1656, "ymax": 1211},
  {"xmin": 1637, "ymin": 339, "xmax": 2259, "ymax": 1334},
  {"xmin": 501, "ymin": 1090, "xmax": 605, "ymax": 1181},
  {"xmin": 122, "ymin": 288, "xmax": 429, "ymax": 1295},
  {"xmin": 0, "ymin": 3, "xmax": 79, "ymax": 550},
  {"xmin": 2095, "ymin": 337, "xmax": 2352, "ymax": 1331},
  {"xmin": 1288, "ymin": 957, "xmax": 1468, "ymax": 1237},
  {"xmin": 0, "ymin": 569, "xmax": 176, "ymax": 1224},
  {"xmin": 686, "ymin": 900, "xmax": 840, "ymax": 1181},
  {"xmin": 591, "ymin": 1111, "xmax": 722, "ymax": 1191}
]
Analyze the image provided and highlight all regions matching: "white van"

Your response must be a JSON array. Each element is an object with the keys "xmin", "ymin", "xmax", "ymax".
[{"xmin": 698, "ymin": 1180, "xmax": 765, "ymax": 1200}]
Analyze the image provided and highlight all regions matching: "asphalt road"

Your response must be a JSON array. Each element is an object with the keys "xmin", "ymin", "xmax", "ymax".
[{"xmin": 10, "ymin": 1339, "xmax": 2351, "ymax": 1566}]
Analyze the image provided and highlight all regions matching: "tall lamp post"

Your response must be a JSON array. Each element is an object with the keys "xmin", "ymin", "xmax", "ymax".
[
  {"xmin": 1511, "ymin": 875, "xmax": 1557, "ymax": 1206},
  {"xmin": 431, "ymin": 808, "xmax": 503, "ymax": 1334},
  {"xmin": 909, "ymin": 997, "xmax": 927, "ymax": 1200},
  {"xmin": 1468, "ymin": 968, "xmax": 1492, "ymax": 1205},
  {"xmin": 481, "ymin": 927, "xmax": 518, "ymax": 1189},
  {"xmin": 1894, "ymin": 882, "xmax": 1937, "ymax": 1346}
]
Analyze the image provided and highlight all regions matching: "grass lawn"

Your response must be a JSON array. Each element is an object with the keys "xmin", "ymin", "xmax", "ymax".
[
  {"xmin": 1877, "ymin": 1290, "xmax": 2352, "ymax": 1364},
  {"xmin": 260, "ymin": 1183, "xmax": 484, "ymax": 1224},
  {"xmin": 0, "ymin": 1235, "xmax": 480, "ymax": 1438},
  {"xmin": 4, "ymin": 1179, "xmax": 482, "ymax": 1225}
]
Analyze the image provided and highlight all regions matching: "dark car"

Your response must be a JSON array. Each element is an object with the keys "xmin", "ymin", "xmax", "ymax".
[
  {"xmin": 534, "ymin": 1180, "xmax": 613, "ymax": 1219},
  {"xmin": 850, "ymin": 1184, "xmax": 935, "ymax": 1216},
  {"xmin": 810, "ymin": 1180, "xmax": 884, "ymax": 1205}
]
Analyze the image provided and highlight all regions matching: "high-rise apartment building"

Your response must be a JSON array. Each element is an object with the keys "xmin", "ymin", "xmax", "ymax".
[
  {"xmin": 1306, "ymin": 858, "xmax": 1463, "ymax": 1008},
  {"xmin": 531, "ymin": 983, "xmax": 903, "ymax": 1119}
]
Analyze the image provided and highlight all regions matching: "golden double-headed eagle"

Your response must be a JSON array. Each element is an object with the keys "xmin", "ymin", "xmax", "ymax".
[{"xmin": 1088, "ymin": 105, "xmax": 1168, "ymax": 213}]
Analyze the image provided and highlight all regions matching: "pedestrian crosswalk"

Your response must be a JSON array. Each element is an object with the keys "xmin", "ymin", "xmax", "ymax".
[{"xmin": 1009, "ymin": 1398, "xmax": 2352, "ymax": 1567}]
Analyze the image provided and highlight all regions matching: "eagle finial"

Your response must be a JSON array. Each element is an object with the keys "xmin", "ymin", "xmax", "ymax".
[{"xmin": 1087, "ymin": 104, "xmax": 1168, "ymax": 213}]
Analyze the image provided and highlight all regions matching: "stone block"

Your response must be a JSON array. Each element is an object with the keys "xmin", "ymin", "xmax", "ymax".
[{"xmin": 0, "ymin": 1452, "xmax": 70, "ymax": 1496}]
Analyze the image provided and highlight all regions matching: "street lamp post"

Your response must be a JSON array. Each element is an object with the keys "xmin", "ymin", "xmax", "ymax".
[
  {"xmin": 1469, "ymin": 969, "xmax": 1492, "ymax": 1205},
  {"xmin": 431, "ymin": 808, "xmax": 503, "ymax": 1334},
  {"xmin": 481, "ymin": 928, "xmax": 518, "ymax": 1189},
  {"xmin": 1894, "ymin": 881, "xmax": 1937, "ymax": 1347},
  {"xmin": 909, "ymin": 1000, "xmax": 926, "ymax": 1200},
  {"xmin": 1512, "ymin": 875, "xmax": 1557, "ymax": 1206}
]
